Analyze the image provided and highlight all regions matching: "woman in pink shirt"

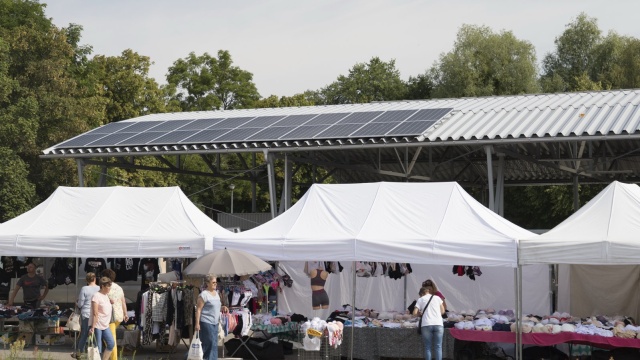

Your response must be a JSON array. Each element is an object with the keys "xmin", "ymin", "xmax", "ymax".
[{"xmin": 89, "ymin": 277, "xmax": 115, "ymax": 360}]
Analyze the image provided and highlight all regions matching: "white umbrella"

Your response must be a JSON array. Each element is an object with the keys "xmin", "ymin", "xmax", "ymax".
[{"xmin": 184, "ymin": 248, "xmax": 271, "ymax": 277}]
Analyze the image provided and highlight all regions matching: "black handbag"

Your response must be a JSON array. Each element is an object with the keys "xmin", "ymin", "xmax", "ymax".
[{"xmin": 416, "ymin": 295, "xmax": 434, "ymax": 335}]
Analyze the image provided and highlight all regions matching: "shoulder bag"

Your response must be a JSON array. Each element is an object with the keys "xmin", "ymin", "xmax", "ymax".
[
  {"xmin": 416, "ymin": 295, "xmax": 434, "ymax": 335},
  {"xmin": 67, "ymin": 309, "xmax": 81, "ymax": 332}
]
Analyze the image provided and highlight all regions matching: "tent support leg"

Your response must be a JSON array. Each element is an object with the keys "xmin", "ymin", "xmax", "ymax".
[
  {"xmin": 515, "ymin": 265, "xmax": 523, "ymax": 360},
  {"xmin": 264, "ymin": 151, "xmax": 278, "ymax": 219},
  {"xmin": 484, "ymin": 146, "xmax": 495, "ymax": 211},
  {"xmin": 351, "ymin": 261, "xmax": 356, "ymax": 360}
]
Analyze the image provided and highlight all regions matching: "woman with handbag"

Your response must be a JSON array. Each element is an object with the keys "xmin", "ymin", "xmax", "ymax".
[
  {"xmin": 101, "ymin": 269, "xmax": 128, "ymax": 360},
  {"xmin": 195, "ymin": 274, "xmax": 229, "ymax": 360},
  {"xmin": 71, "ymin": 272, "xmax": 100, "ymax": 359},
  {"xmin": 413, "ymin": 286, "xmax": 445, "ymax": 360},
  {"xmin": 89, "ymin": 277, "xmax": 116, "ymax": 360}
]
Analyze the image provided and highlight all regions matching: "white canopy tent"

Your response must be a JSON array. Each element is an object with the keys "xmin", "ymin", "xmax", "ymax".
[
  {"xmin": 215, "ymin": 182, "xmax": 548, "ymax": 320},
  {"xmin": 214, "ymin": 182, "xmax": 534, "ymax": 266},
  {"xmin": 519, "ymin": 181, "xmax": 640, "ymax": 265},
  {"xmin": 0, "ymin": 186, "xmax": 230, "ymax": 257},
  {"xmin": 519, "ymin": 181, "xmax": 640, "ymax": 320}
]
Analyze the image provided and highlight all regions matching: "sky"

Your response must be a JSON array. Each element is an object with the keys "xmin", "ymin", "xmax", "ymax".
[{"xmin": 44, "ymin": 0, "xmax": 640, "ymax": 98}]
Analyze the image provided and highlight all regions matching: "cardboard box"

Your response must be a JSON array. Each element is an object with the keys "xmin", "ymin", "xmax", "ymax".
[{"xmin": 35, "ymin": 334, "xmax": 66, "ymax": 346}]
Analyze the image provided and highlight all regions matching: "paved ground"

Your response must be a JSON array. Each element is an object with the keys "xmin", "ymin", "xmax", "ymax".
[{"xmin": 0, "ymin": 336, "xmax": 304, "ymax": 360}]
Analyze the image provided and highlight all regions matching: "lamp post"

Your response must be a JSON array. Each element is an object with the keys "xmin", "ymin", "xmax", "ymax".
[{"xmin": 229, "ymin": 183, "xmax": 235, "ymax": 213}]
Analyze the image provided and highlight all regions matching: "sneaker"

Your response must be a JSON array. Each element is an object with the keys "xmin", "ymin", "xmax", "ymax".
[{"xmin": 70, "ymin": 352, "xmax": 79, "ymax": 359}]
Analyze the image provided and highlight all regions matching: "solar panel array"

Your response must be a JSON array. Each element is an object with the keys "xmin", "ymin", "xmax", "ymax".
[{"xmin": 57, "ymin": 108, "xmax": 453, "ymax": 148}]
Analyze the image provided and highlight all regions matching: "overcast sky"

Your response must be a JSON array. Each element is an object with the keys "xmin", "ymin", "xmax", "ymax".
[{"xmin": 44, "ymin": 1, "xmax": 640, "ymax": 98}]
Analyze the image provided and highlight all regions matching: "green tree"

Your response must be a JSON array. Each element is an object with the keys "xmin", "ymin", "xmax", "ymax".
[
  {"xmin": 166, "ymin": 50, "xmax": 260, "ymax": 111},
  {"xmin": 0, "ymin": 147, "xmax": 35, "ymax": 221},
  {"xmin": 430, "ymin": 24, "xmax": 538, "ymax": 98},
  {"xmin": 254, "ymin": 93, "xmax": 315, "ymax": 108},
  {"xmin": 88, "ymin": 49, "xmax": 167, "ymax": 122},
  {"xmin": 320, "ymin": 57, "xmax": 407, "ymax": 104},
  {"xmin": 406, "ymin": 72, "xmax": 434, "ymax": 100},
  {"xmin": 541, "ymin": 13, "xmax": 602, "ymax": 92},
  {"xmin": 0, "ymin": 0, "xmax": 104, "ymax": 208}
]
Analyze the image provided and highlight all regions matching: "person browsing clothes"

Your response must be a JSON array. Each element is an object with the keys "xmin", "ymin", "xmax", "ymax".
[
  {"xmin": 413, "ymin": 286, "xmax": 445, "ymax": 360},
  {"xmin": 8, "ymin": 262, "xmax": 48, "ymax": 308},
  {"xmin": 102, "ymin": 269, "xmax": 128, "ymax": 360},
  {"xmin": 90, "ymin": 277, "xmax": 115, "ymax": 360},
  {"xmin": 422, "ymin": 279, "xmax": 447, "ymax": 310}
]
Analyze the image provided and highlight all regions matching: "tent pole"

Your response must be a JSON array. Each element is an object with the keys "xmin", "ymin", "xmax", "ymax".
[
  {"xmin": 351, "ymin": 261, "xmax": 355, "ymax": 360},
  {"xmin": 515, "ymin": 265, "xmax": 523, "ymax": 360}
]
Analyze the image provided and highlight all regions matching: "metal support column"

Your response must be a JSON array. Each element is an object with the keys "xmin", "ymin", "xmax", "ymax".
[
  {"xmin": 484, "ymin": 145, "xmax": 495, "ymax": 211},
  {"xmin": 76, "ymin": 159, "xmax": 85, "ymax": 187},
  {"xmin": 573, "ymin": 175, "xmax": 579, "ymax": 212},
  {"xmin": 284, "ymin": 153, "xmax": 292, "ymax": 211},
  {"xmin": 251, "ymin": 153, "xmax": 257, "ymax": 212},
  {"xmin": 264, "ymin": 151, "xmax": 278, "ymax": 219},
  {"xmin": 496, "ymin": 153, "xmax": 505, "ymax": 216}
]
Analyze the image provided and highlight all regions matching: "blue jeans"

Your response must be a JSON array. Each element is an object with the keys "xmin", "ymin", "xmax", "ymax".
[
  {"xmin": 200, "ymin": 322, "xmax": 218, "ymax": 360},
  {"xmin": 94, "ymin": 327, "xmax": 115, "ymax": 354},
  {"xmin": 77, "ymin": 316, "xmax": 90, "ymax": 353},
  {"xmin": 420, "ymin": 325, "xmax": 444, "ymax": 360}
]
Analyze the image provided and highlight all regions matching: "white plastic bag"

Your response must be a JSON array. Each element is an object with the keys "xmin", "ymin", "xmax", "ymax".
[
  {"xmin": 187, "ymin": 331, "xmax": 204, "ymax": 360},
  {"xmin": 87, "ymin": 334, "xmax": 100, "ymax": 360},
  {"xmin": 67, "ymin": 312, "xmax": 81, "ymax": 332}
]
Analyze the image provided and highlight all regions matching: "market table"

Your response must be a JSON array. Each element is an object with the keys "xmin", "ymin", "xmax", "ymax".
[
  {"xmin": 334, "ymin": 327, "xmax": 455, "ymax": 359},
  {"xmin": 449, "ymin": 328, "xmax": 640, "ymax": 350}
]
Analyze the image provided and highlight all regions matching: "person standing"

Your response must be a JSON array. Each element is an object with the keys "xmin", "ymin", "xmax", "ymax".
[
  {"xmin": 102, "ymin": 269, "xmax": 128, "ymax": 360},
  {"xmin": 89, "ymin": 277, "xmax": 115, "ymax": 360},
  {"xmin": 413, "ymin": 286, "xmax": 445, "ymax": 360},
  {"xmin": 422, "ymin": 279, "xmax": 447, "ymax": 310},
  {"xmin": 7, "ymin": 262, "xmax": 48, "ymax": 308},
  {"xmin": 72, "ymin": 272, "xmax": 100, "ymax": 359},
  {"xmin": 195, "ymin": 274, "xmax": 229, "ymax": 360}
]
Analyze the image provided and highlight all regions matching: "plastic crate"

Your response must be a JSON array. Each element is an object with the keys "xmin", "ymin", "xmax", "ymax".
[{"xmin": 35, "ymin": 333, "xmax": 66, "ymax": 346}]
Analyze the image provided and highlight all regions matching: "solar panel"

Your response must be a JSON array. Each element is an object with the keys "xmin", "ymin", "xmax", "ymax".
[
  {"xmin": 280, "ymin": 125, "xmax": 327, "ymax": 140},
  {"xmin": 337, "ymin": 111, "xmax": 383, "ymax": 124},
  {"xmin": 148, "ymin": 120, "xmax": 193, "ymax": 132},
  {"xmin": 91, "ymin": 122, "xmax": 136, "ymax": 134},
  {"xmin": 242, "ymin": 116, "xmax": 285, "ymax": 128},
  {"xmin": 248, "ymin": 127, "xmax": 297, "ymax": 141},
  {"xmin": 215, "ymin": 128, "xmax": 264, "ymax": 142},
  {"xmin": 213, "ymin": 117, "xmax": 255, "ymax": 129},
  {"xmin": 316, "ymin": 124, "xmax": 365, "ymax": 138},
  {"xmin": 406, "ymin": 108, "xmax": 452, "ymax": 121},
  {"xmin": 88, "ymin": 132, "xmax": 138, "ymax": 146},
  {"xmin": 276, "ymin": 114, "xmax": 318, "ymax": 126},
  {"xmin": 371, "ymin": 110, "xmax": 417, "ymax": 123},
  {"xmin": 118, "ymin": 132, "xmax": 166, "ymax": 145},
  {"xmin": 147, "ymin": 131, "xmax": 200, "ymax": 144},
  {"xmin": 180, "ymin": 129, "xmax": 232, "ymax": 143},
  {"xmin": 350, "ymin": 122, "xmax": 401, "ymax": 137},
  {"xmin": 179, "ymin": 118, "xmax": 225, "ymax": 131},
  {"xmin": 114, "ymin": 121, "xmax": 164, "ymax": 133},
  {"xmin": 305, "ymin": 113, "xmax": 349, "ymax": 125},
  {"xmin": 386, "ymin": 121, "xmax": 436, "ymax": 136},
  {"xmin": 57, "ymin": 133, "xmax": 108, "ymax": 147}
]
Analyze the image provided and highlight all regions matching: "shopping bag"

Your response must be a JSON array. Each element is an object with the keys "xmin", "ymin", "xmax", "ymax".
[
  {"xmin": 87, "ymin": 334, "xmax": 100, "ymax": 360},
  {"xmin": 67, "ymin": 311, "xmax": 81, "ymax": 332},
  {"xmin": 217, "ymin": 322, "xmax": 225, "ymax": 346},
  {"xmin": 187, "ymin": 331, "xmax": 204, "ymax": 360}
]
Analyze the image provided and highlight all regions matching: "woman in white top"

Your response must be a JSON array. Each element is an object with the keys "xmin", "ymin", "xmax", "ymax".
[
  {"xmin": 90, "ymin": 277, "xmax": 115, "ymax": 360},
  {"xmin": 72, "ymin": 272, "xmax": 100, "ymax": 358},
  {"xmin": 195, "ymin": 274, "xmax": 229, "ymax": 360},
  {"xmin": 101, "ymin": 269, "xmax": 128, "ymax": 360},
  {"xmin": 413, "ymin": 286, "xmax": 445, "ymax": 360}
]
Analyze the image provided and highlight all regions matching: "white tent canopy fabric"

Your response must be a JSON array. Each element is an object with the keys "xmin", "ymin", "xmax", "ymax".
[
  {"xmin": 0, "ymin": 186, "xmax": 229, "ymax": 257},
  {"xmin": 214, "ymin": 182, "xmax": 535, "ymax": 267},
  {"xmin": 519, "ymin": 181, "xmax": 640, "ymax": 265}
]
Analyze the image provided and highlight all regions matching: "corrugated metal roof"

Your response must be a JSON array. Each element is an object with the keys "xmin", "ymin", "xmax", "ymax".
[{"xmin": 42, "ymin": 89, "xmax": 640, "ymax": 158}]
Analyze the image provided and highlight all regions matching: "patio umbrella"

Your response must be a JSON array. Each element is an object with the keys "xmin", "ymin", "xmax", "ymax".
[{"xmin": 183, "ymin": 248, "xmax": 271, "ymax": 277}]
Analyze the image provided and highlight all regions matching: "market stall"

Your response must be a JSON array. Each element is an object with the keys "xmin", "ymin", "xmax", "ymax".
[
  {"xmin": 516, "ymin": 181, "xmax": 640, "ymax": 357},
  {"xmin": 214, "ymin": 182, "xmax": 540, "ymax": 359}
]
